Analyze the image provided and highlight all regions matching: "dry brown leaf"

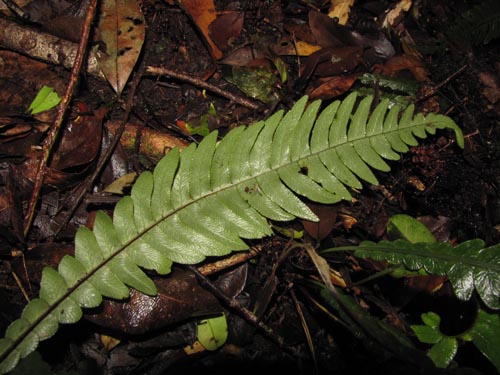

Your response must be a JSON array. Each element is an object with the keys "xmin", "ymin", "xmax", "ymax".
[{"xmin": 96, "ymin": 0, "xmax": 145, "ymax": 94}]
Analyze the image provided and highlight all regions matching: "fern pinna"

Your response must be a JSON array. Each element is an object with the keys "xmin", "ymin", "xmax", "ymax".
[{"xmin": 0, "ymin": 93, "xmax": 463, "ymax": 373}]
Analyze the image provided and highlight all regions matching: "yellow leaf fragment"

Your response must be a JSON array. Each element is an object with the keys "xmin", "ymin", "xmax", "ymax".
[
  {"xmin": 328, "ymin": 0, "xmax": 355, "ymax": 25},
  {"xmin": 382, "ymin": 0, "xmax": 412, "ymax": 28}
]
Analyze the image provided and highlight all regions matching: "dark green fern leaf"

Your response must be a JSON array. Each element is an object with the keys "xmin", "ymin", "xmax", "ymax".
[
  {"xmin": 351, "ymin": 239, "xmax": 500, "ymax": 309},
  {"xmin": 0, "ymin": 93, "xmax": 464, "ymax": 373},
  {"xmin": 447, "ymin": 0, "xmax": 500, "ymax": 46}
]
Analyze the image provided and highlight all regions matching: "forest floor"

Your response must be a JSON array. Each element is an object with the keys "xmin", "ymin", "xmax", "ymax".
[{"xmin": 1, "ymin": 0, "xmax": 500, "ymax": 374}]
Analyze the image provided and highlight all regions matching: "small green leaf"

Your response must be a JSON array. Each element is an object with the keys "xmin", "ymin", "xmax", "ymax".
[
  {"xmin": 387, "ymin": 214, "xmax": 436, "ymax": 243},
  {"xmin": 469, "ymin": 309, "xmax": 500, "ymax": 371},
  {"xmin": 411, "ymin": 312, "xmax": 443, "ymax": 344},
  {"xmin": 273, "ymin": 56, "xmax": 288, "ymax": 83},
  {"xmin": 196, "ymin": 314, "xmax": 228, "ymax": 351},
  {"xmin": 427, "ymin": 336, "xmax": 458, "ymax": 369},
  {"xmin": 411, "ymin": 325, "xmax": 442, "ymax": 344},
  {"xmin": 27, "ymin": 86, "xmax": 61, "ymax": 114},
  {"xmin": 421, "ymin": 311, "xmax": 441, "ymax": 328}
]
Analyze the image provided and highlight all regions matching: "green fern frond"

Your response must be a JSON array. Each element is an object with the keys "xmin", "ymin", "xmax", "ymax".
[
  {"xmin": 447, "ymin": 0, "xmax": 500, "ymax": 46},
  {"xmin": 350, "ymin": 239, "xmax": 500, "ymax": 309},
  {"xmin": 0, "ymin": 93, "xmax": 464, "ymax": 373}
]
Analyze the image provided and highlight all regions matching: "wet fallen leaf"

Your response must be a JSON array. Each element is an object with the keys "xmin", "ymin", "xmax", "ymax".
[
  {"xmin": 227, "ymin": 65, "xmax": 280, "ymax": 104},
  {"xmin": 306, "ymin": 73, "xmax": 359, "ymax": 100},
  {"xmin": 179, "ymin": 0, "xmax": 223, "ymax": 60},
  {"xmin": 301, "ymin": 202, "xmax": 338, "ymax": 241},
  {"xmin": 479, "ymin": 71, "xmax": 500, "ymax": 103},
  {"xmin": 208, "ymin": 11, "xmax": 244, "ymax": 51},
  {"xmin": 86, "ymin": 266, "xmax": 247, "ymax": 335},
  {"xmin": 96, "ymin": 0, "xmax": 145, "ymax": 94},
  {"xmin": 373, "ymin": 54, "xmax": 429, "ymax": 82},
  {"xmin": 272, "ymin": 38, "xmax": 322, "ymax": 56}
]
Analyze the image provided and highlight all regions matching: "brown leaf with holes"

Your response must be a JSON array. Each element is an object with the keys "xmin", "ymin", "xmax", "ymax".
[{"xmin": 96, "ymin": 0, "xmax": 145, "ymax": 94}]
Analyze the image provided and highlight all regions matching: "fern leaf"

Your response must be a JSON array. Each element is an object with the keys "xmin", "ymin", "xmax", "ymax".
[
  {"xmin": 0, "ymin": 93, "xmax": 464, "ymax": 373},
  {"xmin": 352, "ymin": 239, "xmax": 500, "ymax": 309},
  {"xmin": 447, "ymin": 0, "xmax": 500, "ymax": 46}
]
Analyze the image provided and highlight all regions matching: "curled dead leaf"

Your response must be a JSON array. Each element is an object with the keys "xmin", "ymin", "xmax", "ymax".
[{"xmin": 306, "ymin": 73, "xmax": 359, "ymax": 100}]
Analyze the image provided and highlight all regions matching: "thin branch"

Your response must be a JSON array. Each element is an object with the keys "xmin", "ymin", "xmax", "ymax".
[
  {"xmin": 187, "ymin": 264, "xmax": 304, "ymax": 359},
  {"xmin": 145, "ymin": 66, "xmax": 263, "ymax": 111},
  {"xmin": 0, "ymin": 18, "xmax": 262, "ymax": 112},
  {"xmin": 23, "ymin": 0, "xmax": 98, "ymax": 238},
  {"xmin": 53, "ymin": 62, "xmax": 146, "ymax": 238}
]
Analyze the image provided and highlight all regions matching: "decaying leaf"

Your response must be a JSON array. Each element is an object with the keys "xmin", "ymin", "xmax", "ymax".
[
  {"xmin": 306, "ymin": 73, "xmax": 359, "ymax": 100},
  {"xmin": 85, "ymin": 266, "xmax": 247, "ymax": 335},
  {"xmin": 96, "ymin": 0, "xmax": 145, "ymax": 95},
  {"xmin": 208, "ymin": 11, "xmax": 244, "ymax": 51},
  {"xmin": 382, "ymin": 0, "xmax": 412, "ymax": 29},
  {"xmin": 328, "ymin": 0, "xmax": 355, "ymax": 25},
  {"xmin": 301, "ymin": 202, "xmax": 338, "ymax": 241},
  {"xmin": 272, "ymin": 38, "xmax": 322, "ymax": 56},
  {"xmin": 374, "ymin": 54, "xmax": 429, "ymax": 82},
  {"xmin": 17, "ymin": 104, "xmax": 106, "ymax": 190},
  {"xmin": 179, "ymin": 0, "xmax": 223, "ymax": 60}
]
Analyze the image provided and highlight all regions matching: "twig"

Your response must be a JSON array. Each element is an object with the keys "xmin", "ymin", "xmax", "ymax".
[
  {"xmin": 145, "ymin": 66, "xmax": 263, "ymax": 111},
  {"xmin": 23, "ymin": 0, "xmax": 98, "ymax": 238},
  {"xmin": 187, "ymin": 264, "xmax": 303, "ymax": 358},
  {"xmin": 197, "ymin": 245, "xmax": 262, "ymax": 276},
  {"xmin": 416, "ymin": 64, "xmax": 468, "ymax": 104},
  {"xmin": 53, "ymin": 62, "xmax": 146, "ymax": 238}
]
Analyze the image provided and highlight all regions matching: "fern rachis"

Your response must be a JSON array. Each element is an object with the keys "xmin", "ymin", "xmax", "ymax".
[{"xmin": 0, "ymin": 92, "xmax": 464, "ymax": 373}]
